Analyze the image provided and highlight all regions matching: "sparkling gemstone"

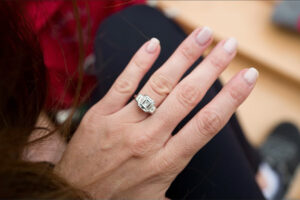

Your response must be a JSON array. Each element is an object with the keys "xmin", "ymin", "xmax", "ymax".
[
  {"xmin": 142, "ymin": 99, "xmax": 151, "ymax": 109},
  {"xmin": 136, "ymin": 95, "xmax": 155, "ymax": 113}
]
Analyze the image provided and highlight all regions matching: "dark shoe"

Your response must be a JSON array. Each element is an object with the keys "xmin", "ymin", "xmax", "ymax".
[{"xmin": 260, "ymin": 122, "xmax": 300, "ymax": 199}]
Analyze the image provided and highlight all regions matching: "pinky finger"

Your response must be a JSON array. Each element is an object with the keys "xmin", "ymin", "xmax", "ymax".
[
  {"xmin": 93, "ymin": 38, "xmax": 160, "ymax": 115},
  {"xmin": 161, "ymin": 68, "xmax": 258, "ymax": 169}
]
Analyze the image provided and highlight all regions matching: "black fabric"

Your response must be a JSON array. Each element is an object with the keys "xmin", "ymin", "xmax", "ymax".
[{"xmin": 90, "ymin": 5, "xmax": 264, "ymax": 199}]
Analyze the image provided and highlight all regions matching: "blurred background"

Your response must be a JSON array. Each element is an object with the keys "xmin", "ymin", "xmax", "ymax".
[{"xmin": 154, "ymin": 0, "xmax": 300, "ymax": 198}]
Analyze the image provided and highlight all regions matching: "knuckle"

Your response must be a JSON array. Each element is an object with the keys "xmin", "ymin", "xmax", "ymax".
[
  {"xmin": 176, "ymin": 84, "xmax": 201, "ymax": 108},
  {"xmin": 98, "ymin": 118, "xmax": 123, "ymax": 150},
  {"xmin": 208, "ymin": 54, "xmax": 228, "ymax": 70},
  {"xmin": 155, "ymin": 156, "xmax": 178, "ymax": 175},
  {"xmin": 149, "ymin": 74, "xmax": 173, "ymax": 96},
  {"xmin": 133, "ymin": 58, "xmax": 147, "ymax": 72},
  {"xmin": 179, "ymin": 45, "xmax": 197, "ymax": 62},
  {"xmin": 195, "ymin": 110, "xmax": 222, "ymax": 137},
  {"xmin": 129, "ymin": 134, "xmax": 153, "ymax": 157},
  {"xmin": 180, "ymin": 143, "xmax": 197, "ymax": 158},
  {"xmin": 228, "ymin": 86, "xmax": 244, "ymax": 105},
  {"xmin": 114, "ymin": 78, "xmax": 133, "ymax": 94}
]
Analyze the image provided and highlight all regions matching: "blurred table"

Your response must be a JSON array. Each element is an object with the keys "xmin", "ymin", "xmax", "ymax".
[{"xmin": 157, "ymin": 1, "xmax": 300, "ymax": 198}]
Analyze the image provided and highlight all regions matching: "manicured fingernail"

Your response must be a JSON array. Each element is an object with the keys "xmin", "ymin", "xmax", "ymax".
[
  {"xmin": 223, "ymin": 37, "xmax": 237, "ymax": 54},
  {"xmin": 243, "ymin": 67, "xmax": 259, "ymax": 85},
  {"xmin": 146, "ymin": 38, "xmax": 160, "ymax": 53},
  {"xmin": 196, "ymin": 26, "xmax": 213, "ymax": 45}
]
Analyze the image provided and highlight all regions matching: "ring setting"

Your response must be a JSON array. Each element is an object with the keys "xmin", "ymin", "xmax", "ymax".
[{"xmin": 135, "ymin": 94, "xmax": 156, "ymax": 114}]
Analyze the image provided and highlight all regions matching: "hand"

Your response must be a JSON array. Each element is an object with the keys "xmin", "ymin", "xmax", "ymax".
[{"xmin": 54, "ymin": 27, "xmax": 258, "ymax": 199}]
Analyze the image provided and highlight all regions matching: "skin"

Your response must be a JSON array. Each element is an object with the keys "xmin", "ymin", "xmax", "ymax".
[
  {"xmin": 23, "ymin": 112, "xmax": 66, "ymax": 164},
  {"xmin": 53, "ymin": 28, "xmax": 258, "ymax": 199}
]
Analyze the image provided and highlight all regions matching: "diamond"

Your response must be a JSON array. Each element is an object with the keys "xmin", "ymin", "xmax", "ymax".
[
  {"xmin": 142, "ymin": 99, "xmax": 151, "ymax": 108},
  {"xmin": 135, "ymin": 94, "xmax": 156, "ymax": 114}
]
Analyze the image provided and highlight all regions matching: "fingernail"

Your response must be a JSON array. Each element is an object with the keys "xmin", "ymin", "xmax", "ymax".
[
  {"xmin": 243, "ymin": 67, "xmax": 259, "ymax": 85},
  {"xmin": 223, "ymin": 37, "xmax": 237, "ymax": 54},
  {"xmin": 146, "ymin": 38, "xmax": 160, "ymax": 53},
  {"xmin": 196, "ymin": 26, "xmax": 213, "ymax": 45}
]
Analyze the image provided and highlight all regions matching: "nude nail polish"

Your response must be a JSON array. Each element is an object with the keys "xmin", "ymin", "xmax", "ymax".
[
  {"xmin": 196, "ymin": 26, "xmax": 213, "ymax": 45},
  {"xmin": 243, "ymin": 67, "xmax": 259, "ymax": 85},
  {"xmin": 146, "ymin": 38, "xmax": 160, "ymax": 53},
  {"xmin": 223, "ymin": 37, "xmax": 237, "ymax": 54}
]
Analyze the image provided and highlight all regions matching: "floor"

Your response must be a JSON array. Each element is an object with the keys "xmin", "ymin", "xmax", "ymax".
[{"xmin": 157, "ymin": 1, "xmax": 300, "ymax": 198}]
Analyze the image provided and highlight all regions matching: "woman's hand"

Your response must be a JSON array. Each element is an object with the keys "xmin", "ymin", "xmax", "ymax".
[{"xmin": 54, "ymin": 27, "xmax": 258, "ymax": 199}]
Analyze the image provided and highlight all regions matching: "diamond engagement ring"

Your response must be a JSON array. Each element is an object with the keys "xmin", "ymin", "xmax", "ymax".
[{"xmin": 135, "ymin": 94, "xmax": 156, "ymax": 114}]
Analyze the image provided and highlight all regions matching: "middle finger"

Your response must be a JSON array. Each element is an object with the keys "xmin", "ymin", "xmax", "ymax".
[{"xmin": 145, "ymin": 37, "xmax": 238, "ymax": 137}]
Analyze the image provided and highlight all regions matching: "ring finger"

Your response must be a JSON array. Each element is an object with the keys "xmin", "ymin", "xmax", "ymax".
[{"xmin": 120, "ymin": 27, "xmax": 213, "ymax": 121}]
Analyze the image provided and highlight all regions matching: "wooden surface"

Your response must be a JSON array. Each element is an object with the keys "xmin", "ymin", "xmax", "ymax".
[
  {"xmin": 157, "ymin": 1, "xmax": 300, "ymax": 198},
  {"xmin": 158, "ymin": 1, "xmax": 300, "ymax": 84},
  {"xmin": 157, "ymin": 0, "xmax": 300, "ymax": 145}
]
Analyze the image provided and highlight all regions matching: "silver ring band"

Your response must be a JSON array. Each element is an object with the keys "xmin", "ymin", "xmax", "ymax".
[{"xmin": 135, "ymin": 94, "xmax": 156, "ymax": 114}]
